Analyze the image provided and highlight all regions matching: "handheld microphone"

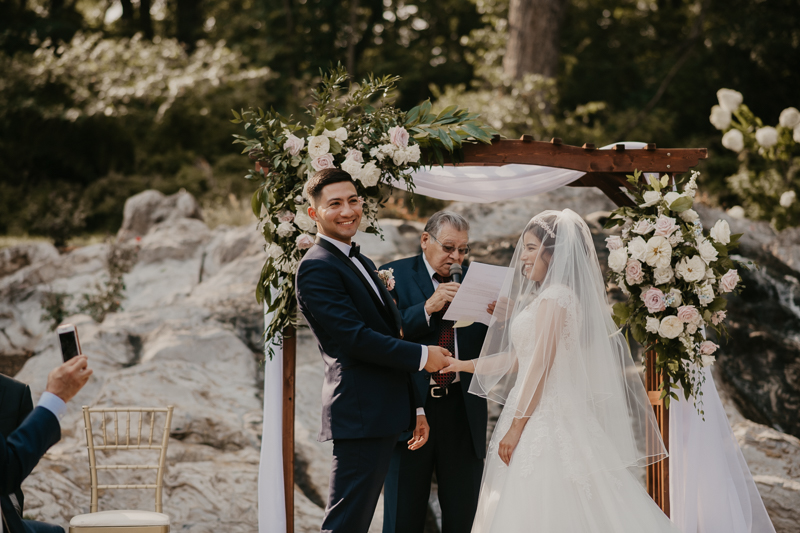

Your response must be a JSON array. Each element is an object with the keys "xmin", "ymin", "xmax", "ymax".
[{"xmin": 449, "ymin": 263, "xmax": 463, "ymax": 284}]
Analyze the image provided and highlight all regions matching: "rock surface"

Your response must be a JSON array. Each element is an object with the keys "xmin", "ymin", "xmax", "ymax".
[{"xmin": 1, "ymin": 186, "xmax": 799, "ymax": 532}]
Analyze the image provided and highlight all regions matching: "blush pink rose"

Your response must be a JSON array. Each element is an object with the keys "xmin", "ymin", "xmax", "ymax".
[
  {"xmin": 277, "ymin": 210, "xmax": 295, "ymax": 223},
  {"xmin": 388, "ymin": 125, "xmax": 410, "ymax": 147},
  {"xmin": 345, "ymin": 149, "xmax": 364, "ymax": 163},
  {"xmin": 605, "ymin": 235, "xmax": 623, "ymax": 251},
  {"xmin": 311, "ymin": 153, "xmax": 335, "ymax": 171},
  {"xmin": 625, "ymin": 259, "xmax": 644, "ymax": 285},
  {"xmin": 632, "ymin": 219, "xmax": 655, "ymax": 235},
  {"xmin": 295, "ymin": 233, "xmax": 315, "ymax": 250},
  {"xmin": 699, "ymin": 341, "xmax": 719, "ymax": 355},
  {"xmin": 283, "ymin": 134, "xmax": 305, "ymax": 156},
  {"xmin": 711, "ymin": 310, "xmax": 727, "ymax": 325},
  {"xmin": 719, "ymin": 269, "xmax": 739, "ymax": 292},
  {"xmin": 677, "ymin": 305, "xmax": 700, "ymax": 324},
  {"xmin": 643, "ymin": 287, "xmax": 667, "ymax": 313},
  {"xmin": 653, "ymin": 215, "xmax": 679, "ymax": 237}
]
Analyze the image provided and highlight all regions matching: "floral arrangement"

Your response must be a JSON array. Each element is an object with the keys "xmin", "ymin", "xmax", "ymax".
[
  {"xmin": 376, "ymin": 268, "xmax": 396, "ymax": 291},
  {"xmin": 710, "ymin": 88, "xmax": 800, "ymax": 230},
  {"xmin": 232, "ymin": 66, "xmax": 497, "ymax": 355},
  {"xmin": 604, "ymin": 170, "xmax": 745, "ymax": 408}
]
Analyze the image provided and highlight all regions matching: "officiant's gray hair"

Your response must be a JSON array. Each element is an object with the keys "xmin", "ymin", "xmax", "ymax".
[{"xmin": 424, "ymin": 211, "xmax": 470, "ymax": 237}]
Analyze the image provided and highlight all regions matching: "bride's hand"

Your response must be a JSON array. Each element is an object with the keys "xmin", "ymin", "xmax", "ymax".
[
  {"xmin": 498, "ymin": 421, "xmax": 524, "ymax": 466},
  {"xmin": 439, "ymin": 359, "xmax": 476, "ymax": 374}
]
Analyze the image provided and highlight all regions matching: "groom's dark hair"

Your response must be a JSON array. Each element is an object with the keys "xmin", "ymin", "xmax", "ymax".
[{"xmin": 306, "ymin": 169, "xmax": 357, "ymax": 205}]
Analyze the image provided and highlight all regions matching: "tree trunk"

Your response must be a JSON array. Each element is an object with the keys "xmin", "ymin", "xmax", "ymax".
[
  {"xmin": 176, "ymin": 0, "xmax": 202, "ymax": 48},
  {"xmin": 120, "ymin": 0, "xmax": 134, "ymax": 22},
  {"xmin": 346, "ymin": 0, "xmax": 359, "ymax": 76},
  {"xmin": 503, "ymin": 0, "xmax": 568, "ymax": 80},
  {"xmin": 140, "ymin": 0, "xmax": 153, "ymax": 39}
]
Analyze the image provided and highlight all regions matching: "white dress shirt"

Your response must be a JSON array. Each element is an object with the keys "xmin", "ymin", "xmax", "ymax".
[{"xmin": 421, "ymin": 254, "xmax": 461, "ymax": 384}]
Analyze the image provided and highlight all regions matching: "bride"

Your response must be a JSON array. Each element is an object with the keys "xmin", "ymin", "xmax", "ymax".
[{"xmin": 442, "ymin": 209, "xmax": 680, "ymax": 532}]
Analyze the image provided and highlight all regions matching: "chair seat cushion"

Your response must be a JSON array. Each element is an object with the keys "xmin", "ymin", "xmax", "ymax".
[{"xmin": 70, "ymin": 510, "xmax": 170, "ymax": 527}]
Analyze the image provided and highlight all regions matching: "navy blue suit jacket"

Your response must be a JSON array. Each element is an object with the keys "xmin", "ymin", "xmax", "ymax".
[
  {"xmin": 0, "ymin": 374, "xmax": 34, "ymax": 520},
  {"xmin": 296, "ymin": 237, "xmax": 425, "ymax": 442},
  {"xmin": 1, "ymin": 407, "xmax": 61, "ymax": 533},
  {"xmin": 381, "ymin": 255, "xmax": 489, "ymax": 458}
]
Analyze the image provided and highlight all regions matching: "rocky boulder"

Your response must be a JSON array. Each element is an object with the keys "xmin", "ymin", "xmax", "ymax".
[{"xmin": 117, "ymin": 189, "xmax": 203, "ymax": 242}]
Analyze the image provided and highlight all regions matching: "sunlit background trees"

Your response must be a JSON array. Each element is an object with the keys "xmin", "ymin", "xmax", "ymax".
[{"xmin": 1, "ymin": 0, "xmax": 798, "ymax": 241}]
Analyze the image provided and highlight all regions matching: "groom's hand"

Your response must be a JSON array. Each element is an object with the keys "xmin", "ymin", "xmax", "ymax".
[{"xmin": 424, "ymin": 346, "xmax": 454, "ymax": 372}]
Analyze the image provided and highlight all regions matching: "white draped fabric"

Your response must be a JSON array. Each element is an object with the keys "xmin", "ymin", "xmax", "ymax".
[
  {"xmin": 670, "ymin": 366, "xmax": 776, "ymax": 533},
  {"xmin": 258, "ymin": 306, "xmax": 286, "ymax": 533},
  {"xmin": 257, "ymin": 140, "xmax": 773, "ymax": 533}
]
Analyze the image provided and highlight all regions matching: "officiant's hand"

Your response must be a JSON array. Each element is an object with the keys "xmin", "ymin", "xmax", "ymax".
[
  {"xmin": 425, "ymin": 346, "xmax": 454, "ymax": 372},
  {"xmin": 407, "ymin": 415, "xmax": 429, "ymax": 450},
  {"xmin": 425, "ymin": 282, "xmax": 461, "ymax": 315},
  {"xmin": 498, "ymin": 419, "xmax": 525, "ymax": 466}
]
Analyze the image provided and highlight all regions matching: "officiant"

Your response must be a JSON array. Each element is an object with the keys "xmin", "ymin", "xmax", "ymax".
[{"xmin": 381, "ymin": 211, "xmax": 488, "ymax": 533}]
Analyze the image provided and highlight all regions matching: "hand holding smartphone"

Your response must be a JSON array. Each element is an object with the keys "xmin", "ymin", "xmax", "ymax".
[{"xmin": 56, "ymin": 323, "xmax": 82, "ymax": 361}]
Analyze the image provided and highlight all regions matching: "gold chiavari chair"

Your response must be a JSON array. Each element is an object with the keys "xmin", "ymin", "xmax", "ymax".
[{"xmin": 69, "ymin": 406, "xmax": 174, "ymax": 533}]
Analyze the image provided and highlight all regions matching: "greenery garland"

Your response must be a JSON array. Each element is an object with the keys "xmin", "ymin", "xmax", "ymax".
[{"xmin": 232, "ymin": 66, "xmax": 498, "ymax": 357}]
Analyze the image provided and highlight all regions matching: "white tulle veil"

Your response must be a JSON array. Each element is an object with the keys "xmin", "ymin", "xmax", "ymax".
[{"xmin": 468, "ymin": 209, "xmax": 668, "ymax": 469}]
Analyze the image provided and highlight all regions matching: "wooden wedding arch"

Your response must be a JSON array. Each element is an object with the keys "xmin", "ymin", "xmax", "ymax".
[{"xmin": 279, "ymin": 137, "xmax": 708, "ymax": 533}]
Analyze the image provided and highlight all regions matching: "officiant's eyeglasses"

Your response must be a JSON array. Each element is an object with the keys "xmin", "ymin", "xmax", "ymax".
[{"xmin": 429, "ymin": 234, "xmax": 470, "ymax": 256}]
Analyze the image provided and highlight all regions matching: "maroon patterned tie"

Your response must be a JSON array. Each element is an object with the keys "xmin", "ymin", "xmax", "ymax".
[{"xmin": 432, "ymin": 273, "xmax": 456, "ymax": 386}]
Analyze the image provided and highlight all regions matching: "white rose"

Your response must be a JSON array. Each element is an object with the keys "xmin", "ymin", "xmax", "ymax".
[
  {"xmin": 640, "ymin": 190, "xmax": 661, "ymax": 208},
  {"xmin": 307, "ymin": 135, "xmax": 331, "ymax": 158},
  {"xmin": 696, "ymin": 283, "xmax": 715, "ymax": 306},
  {"xmin": 676, "ymin": 255, "xmax": 706, "ymax": 282},
  {"xmin": 721, "ymin": 129, "xmax": 744, "ymax": 152},
  {"xmin": 701, "ymin": 354, "xmax": 716, "ymax": 367},
  {"xmin": 646, "ymin": 317, "xmax": 660, "ymax": 334},
  {"xmin": 627, "ymin": 236, "xmax": 648, "ymax": 262},
  {"xmin": 358, "ymin": 161, "xmax": 381, "ymax": 187},
  {"xmin": 755, "ymin": 126, "xmax": 778, "ymax": 148},
  {"xmin": 697, "ymin": 238, "xmax": 719, "ymax": 264},
  {"xmin": 668, "ymin": 232, "xmax": 684, "ymax": 246},
  {"xmin": 667, "ymin": 288, "xmax": 682, "ymax": 308},
  {"xmin": 658, "ymin": 316, "xmax": 684, "ymax": 339},
  {"xmin": 645, "ymin": 236, "xmax": 672, "ymax": 268},
  {"xmin": 341, "ymin": 158, "xmax": 362, "ymax": 178},
  {"xmin": 322, "ymin": 128, "xmax": 347, "ymax": 141},
  {"xmin": 716, "ymin": 88, "xmax": 743, "ymax": 113},
  {"xmin": 406, "ymin": 144, "xmax": 421, "ymax": 163},
  {"xmin": 283, "ymin": 133, "xmax": 305, "ymax": 156},
  {"xmin": 709, "ymin": 105, "xmax": 732, "ymax": 130},
  {"xmin": 727, "ymin": 206, "xmax": 745, "ymax": 219},
  {"xmin": 779, "ymin": 107, "xmax": 800, "ymax": 129},
  {"xmin": 653, "ymin": 266, "xmax": 674, "ymax": 285},
  {"xmin": 606, "ymin": 235, "xmax": 623, "ymax": 251},
  {"xmin": 276, "ymin": 221, "xmax": 295, "ymax": 238},
  {"xmin": 780, "ymin": 190, "xmax": 796, "ymax": 208},
  {"xmin": 663, "ymin": 192, "xmax": 682, "ymax": 208},
  {"xmin": 265, "ymin": 242, "xmax": 283, "ymax": 259},
  {"xmin": 710, "ymin": 219, "xmax": 731, "ymax": 244},
  {"xmin": 294, "ymin": 210, "xmax": 316, "ymax": 232},
  {"xmin": 608, "ymin": 247, "xmax": 628, "ymax": 273},
  {"xmin": 679, "ymin": 209, "xmax": 699, "ymax": 223}
]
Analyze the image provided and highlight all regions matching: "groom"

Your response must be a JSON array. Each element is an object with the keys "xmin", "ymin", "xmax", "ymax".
[{"xmin": 296, "ymin": 168, "xmax": 455, "ymax": 533}]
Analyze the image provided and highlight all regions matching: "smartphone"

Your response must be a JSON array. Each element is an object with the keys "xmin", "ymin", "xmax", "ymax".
[{"xmin": 56, "ymin": 324, "xmax": 82, "ymax": 361}]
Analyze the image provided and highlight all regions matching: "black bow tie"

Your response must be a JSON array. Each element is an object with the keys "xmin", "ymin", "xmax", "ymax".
[{"xmin": 349, "ymin": 242, "xmax": 361, "ymax": 258}]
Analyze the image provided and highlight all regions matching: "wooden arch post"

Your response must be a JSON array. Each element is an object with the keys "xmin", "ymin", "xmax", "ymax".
[{"xmin": 280, "ymin": 137, "xmax": 707, "ymax": 531}]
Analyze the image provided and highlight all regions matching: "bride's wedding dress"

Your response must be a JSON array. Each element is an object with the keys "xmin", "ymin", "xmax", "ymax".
[
  {"xmin": 471, "ymin": 285, "xmax": 678, "ymax": 532},
  {"xmin": 466, "ymin": 210, "xmax": 679, "ymax": 533}
]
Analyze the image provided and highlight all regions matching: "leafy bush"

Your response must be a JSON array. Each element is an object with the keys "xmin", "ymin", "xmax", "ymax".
[{"xmin": 709, "ymin": 89, "xmax": 800, "ymax": 230}]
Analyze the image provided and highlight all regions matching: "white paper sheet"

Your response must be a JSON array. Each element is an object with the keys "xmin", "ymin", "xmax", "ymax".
[{"xmin": 443, "ymin": 262, "xmax": 509, "ymax": 325}]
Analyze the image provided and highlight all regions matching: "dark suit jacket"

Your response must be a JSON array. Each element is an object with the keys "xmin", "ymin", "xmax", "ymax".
[
  {"xmin": 381, "ymin": 255, "xmax": 489, "ymax": 458},
  {"xmin": 1, "ymin": 407, "xmax": 61, "ymax": 533},
  {"xmin": 0, "ymin": 374, "xmax": 34, "ymax": 522},
  {"xmin": 296, "ymin": 237, "xmax": 425, "ymax": 442}
]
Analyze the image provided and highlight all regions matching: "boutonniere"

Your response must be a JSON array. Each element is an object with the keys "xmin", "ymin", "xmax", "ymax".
[{"xmin": 376, "ymin": 268, "xmax": 396, "ymax": 291}]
